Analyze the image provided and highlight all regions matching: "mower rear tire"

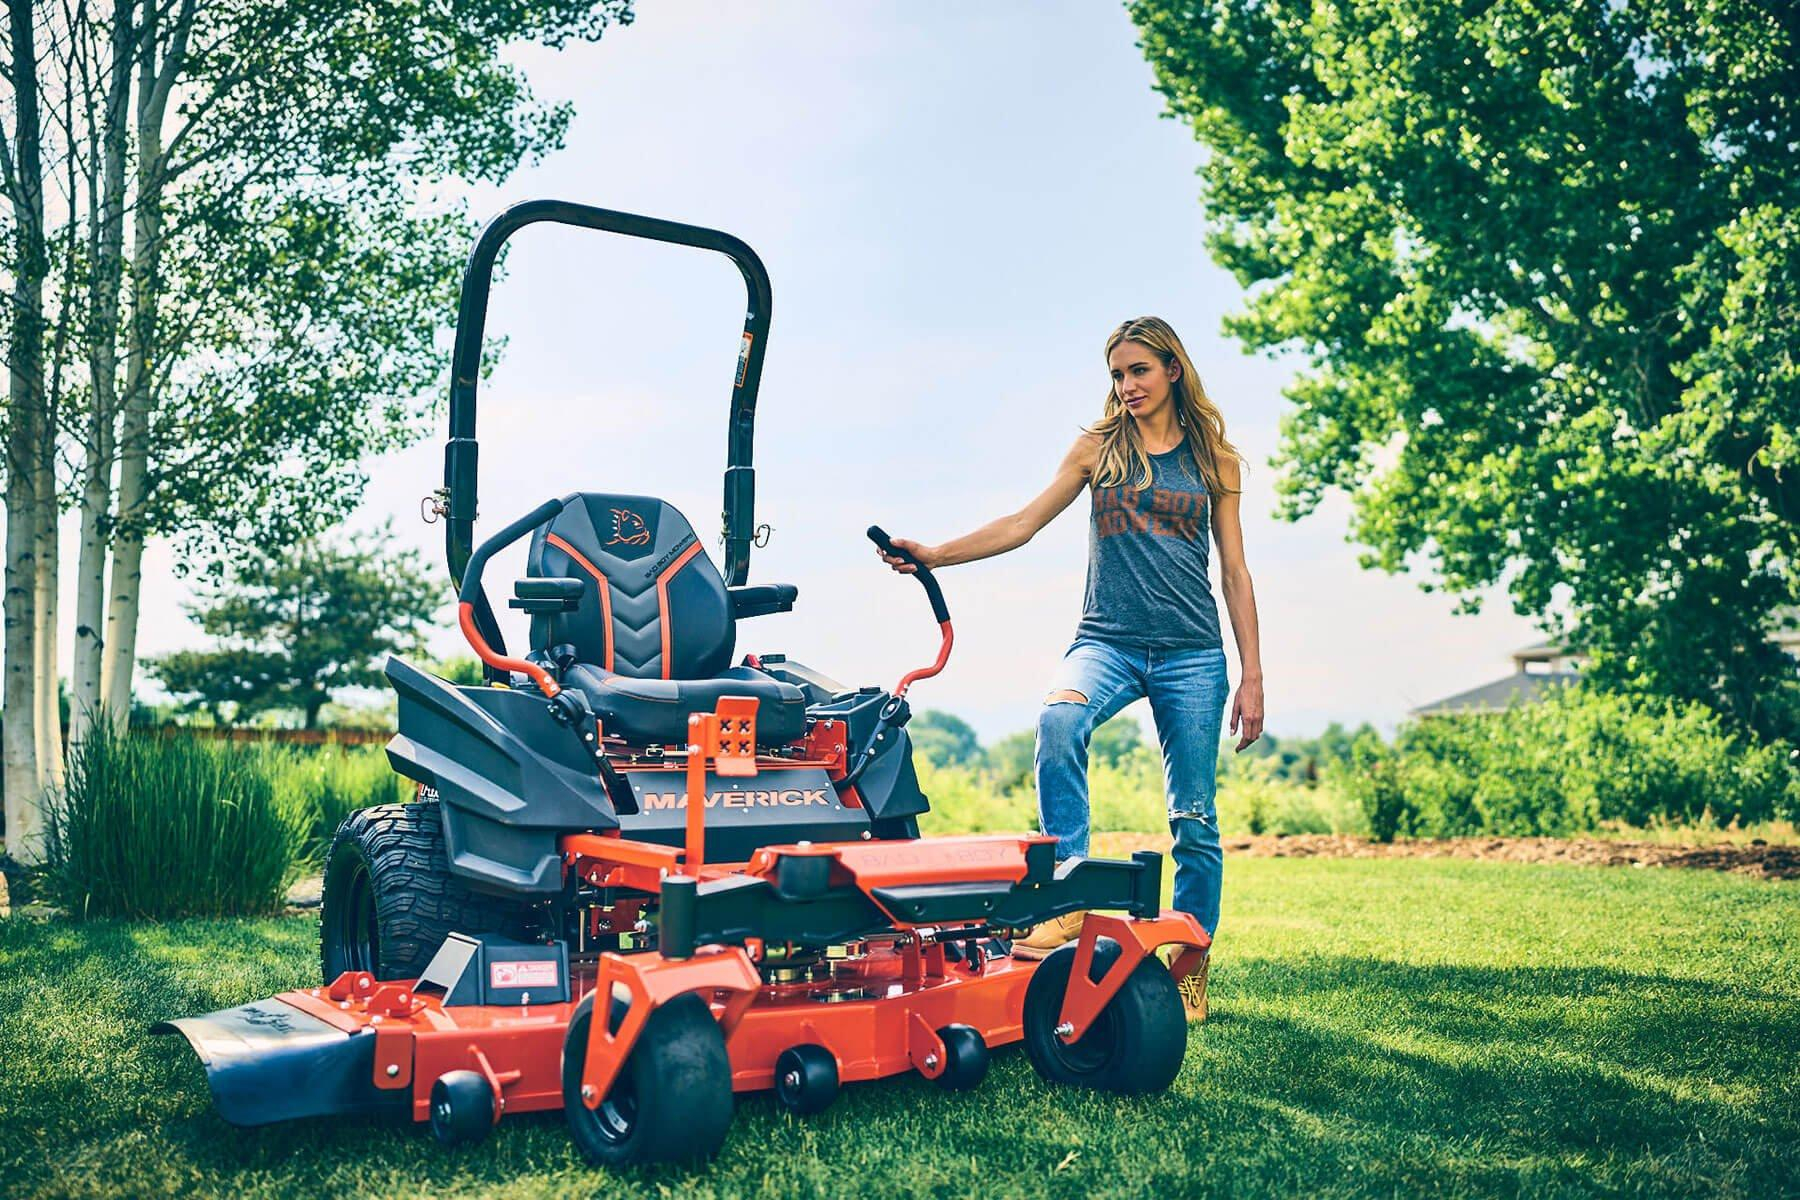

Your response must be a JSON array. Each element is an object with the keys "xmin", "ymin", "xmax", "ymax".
[
  {"xmin": 1022, "ymin": 938, "xmax": 1186, "ymax": 1094},
  {"xmin": 319, "ymin": 801, "xmax": 539, "ymax": 982},
  {"xmin": 429, "ymin": 1070, "xmax": 495, "ymax": 1146},
  {"xmin": 774, "ymin": 1043, "xmax": 839, "ymax": 1115},
  {"xmin": 562, "ymin": 991, "xmax": 733, "ymax": 1166},
  {"xmin": 934, "ymin": 1024, "xmax": 989, "ymax": 1091}
]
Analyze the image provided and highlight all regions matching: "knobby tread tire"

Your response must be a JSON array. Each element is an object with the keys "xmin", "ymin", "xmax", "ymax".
[{"xmin": 319, "ymin": 801, "xmax": 538, "ymax": 982}]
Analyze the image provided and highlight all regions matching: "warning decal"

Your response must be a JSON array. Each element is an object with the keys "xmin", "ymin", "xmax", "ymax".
[
  {"xmin": 489, "ymin": 959, "xmax": 559, "ymax": 990},
  {"xmin": 735, "ymin": 331, "xmax": 755, "ymax": 387}
]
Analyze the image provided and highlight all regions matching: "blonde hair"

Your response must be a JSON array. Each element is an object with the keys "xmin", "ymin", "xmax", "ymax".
[{"xmin": 1089, "ymin": 316, "xmax": 1241, "ymax": 495}]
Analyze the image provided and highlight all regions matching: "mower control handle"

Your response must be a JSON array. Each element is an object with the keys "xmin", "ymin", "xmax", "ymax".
[
  {"xmin": 867, "ymin": 525, "xmax": 953, "ymax": 697},
  {"xmin": 867, "ymin": 526, "xmax": 949, "ymax": 624},
  {"xmin": 457, "ymin": 497, "xmax": 569, "ymax": 696}
]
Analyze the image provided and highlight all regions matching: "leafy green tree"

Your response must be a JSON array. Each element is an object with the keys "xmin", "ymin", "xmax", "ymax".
[
  {"xmin": 1, "ymin": 0, "xmax": 634, "ymax": 859},
  {"xmin": 147, "ymin": 526, "xmax": 440, "ymax": 729},
  {"xmin": 910, "ymin": 709, "xmax": 984, "ymax": 769},
  {"xmin": 987, "ymin": 729, "xmax": 1036, "ymax": 792},
  {"xmin": 1091, "ymin": 713, "xmax": 1145, "ymax": 768},
  {"xmin": 1131, "ymin": 0, "xmax": 1800, "ymax": 738}
]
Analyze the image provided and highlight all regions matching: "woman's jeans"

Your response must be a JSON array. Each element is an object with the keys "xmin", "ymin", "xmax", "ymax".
[{"xmin": 1034, "ymin": 638, "xmax": 1230, "ymax": 936}]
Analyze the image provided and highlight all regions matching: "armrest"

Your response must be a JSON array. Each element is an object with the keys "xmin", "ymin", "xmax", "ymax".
[
  {"xmin": 510, "ymin": 577, "xmax": 583, "ymax": 614},
  {"xmin": 729, "ymin": 583, "xmax": 798, "ymax": 619}
]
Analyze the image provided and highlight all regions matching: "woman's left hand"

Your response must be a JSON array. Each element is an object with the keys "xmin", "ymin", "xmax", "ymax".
[{"xmin": 1230, "ymin": 675, "xmax": 1264, "ymax": 751}]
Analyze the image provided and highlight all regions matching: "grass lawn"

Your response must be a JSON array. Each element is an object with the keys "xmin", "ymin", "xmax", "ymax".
[{"xmin": 2, "ymin": 857, "xmax": 1796, "ymax": 1199}]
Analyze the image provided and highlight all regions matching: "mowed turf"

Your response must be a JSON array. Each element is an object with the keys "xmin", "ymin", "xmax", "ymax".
[{"xmin": 1, "ymin": 858, "xmax": 1795, "ymax": 1200}]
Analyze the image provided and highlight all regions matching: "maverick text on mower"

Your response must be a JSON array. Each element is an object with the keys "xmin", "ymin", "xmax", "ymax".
[{"xmin": 154, "ymin": 200, "xmax": 1211, "ymax": 1167}]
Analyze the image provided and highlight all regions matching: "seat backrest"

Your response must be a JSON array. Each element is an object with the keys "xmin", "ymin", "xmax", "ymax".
[{"xmin": 526, "ymin": 493, "xmax": 735, "ymax": 680}]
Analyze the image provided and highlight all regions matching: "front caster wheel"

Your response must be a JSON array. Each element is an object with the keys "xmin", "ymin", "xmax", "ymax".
[
  {"xmin": 934, "ymin": 1024, "xmax": 989, "ymax": 1091},
  {"xmin": 429, "ymin": 1070, "xmax": 494, "ymax": 1146},
  {"xmin": 562, "ymin": 991, "xmax": 733, "ymax": 1166},
  {"xmin": 1022, "ymin": 938, "xmax": 1186, "ymax": 1093},
  {"xmin": 774, "ymin": 1043, "xmax": 840, "ymax": 1115}
]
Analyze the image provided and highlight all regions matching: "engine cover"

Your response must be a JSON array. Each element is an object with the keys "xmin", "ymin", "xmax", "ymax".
[{"xmin": 616, "ymin": 765, "xmax": 870, "ymax": 861}]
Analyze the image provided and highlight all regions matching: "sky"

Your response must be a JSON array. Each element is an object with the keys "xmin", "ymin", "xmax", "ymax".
[{"xmin": 112, "ymin": 1, "xmax": 1544, "ymax": 744}]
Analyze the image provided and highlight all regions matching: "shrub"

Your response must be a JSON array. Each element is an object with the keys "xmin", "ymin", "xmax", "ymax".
[
  {"xmin": 46, "ymin": 727, "xmax": 306, "ymax": 918},
  {"xmin": 915, "ymin": 760, "xmax": 1032, "ymax": 835},
  {"xmin": 1344, "ymin": 686, "xmax": 1798, "ymax": 840}
]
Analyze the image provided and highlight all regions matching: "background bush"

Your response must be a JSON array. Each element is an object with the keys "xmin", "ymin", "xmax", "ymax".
[
  {"xmin": 1345, "ymin": 687, "xmax": 1799, "ymax": 841},
  {"xmin": 46, "ymin": 727, "xmax": 308, "ymax": 918}
]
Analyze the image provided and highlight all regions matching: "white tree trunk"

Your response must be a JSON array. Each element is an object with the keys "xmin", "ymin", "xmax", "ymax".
[
  {"xmin": 70, "ymin": 1, "xmax": 133, "ymax": 748},
  {"xmin": 102, "ymin": 1, "xmax": 174, "ymax": 728},
  {"xmin": 32, "ymin": 463, "xmax": 62, "ymax": 791},
  {"xmin": 3, "ymin": 488, "xmax": 42, "ymax": 865},
  {"xmin": 4, "ymin": 0, "xmax": 48, "ymax": 864}
]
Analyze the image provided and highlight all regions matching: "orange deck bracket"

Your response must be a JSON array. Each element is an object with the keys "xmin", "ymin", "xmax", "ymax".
[
  {"xmin": 683, "ymin": 696, "xmax": 759, "ymax": 874},
  {"xmin": 1055, "ymin": 911, "xmax": 1212, "ymax": 1043},
  {"xmin": 580, "ymin": 946, "xmax": 762, "ymax": 1109},
  {"xmin": 906, "ymin": 1011, "xmax": 948, "ymax": 1080},
  {"xmin": 468, "ymin": 1044, "xmax": 522, "ymax": 1125}
]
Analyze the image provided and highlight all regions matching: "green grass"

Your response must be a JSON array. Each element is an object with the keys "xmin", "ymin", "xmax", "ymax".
[{"xmin": 2, "ymin": 859, "xmax": 1796, "ymax": 1199}]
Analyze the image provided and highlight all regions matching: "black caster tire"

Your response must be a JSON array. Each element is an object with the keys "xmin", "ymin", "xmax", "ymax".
[
  {"xmin": 320, "ymin": 801, "xmax": 538, "ymax": 982},
  {"xmin": 774, "ymin": 1043, "xmax": 840, "ymax": 1115},
  {"xmin": 1022, "ymin": 938, "xmax": 1186, "ymax": 1094},
  {"xmin": 562, "ymin": 991, "xmax": 734, "ymax": 1166},
  {"xmin": 429, "ymin": 1070, "xmax": 495, "ymax": 1146},
  {"xmin": 934, "ymin": 1024, "xmax": 989, "ymax": 1091}
]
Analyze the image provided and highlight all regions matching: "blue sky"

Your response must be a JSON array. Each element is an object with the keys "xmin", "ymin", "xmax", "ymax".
[{"xmin": 123, "ymin": 1, "xmax": 1542, "ymax": 742}]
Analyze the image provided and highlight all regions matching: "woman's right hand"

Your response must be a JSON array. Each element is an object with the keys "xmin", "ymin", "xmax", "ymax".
[{"xmin": 877, "ymin": 536, "xmax": 937, "ymax": 574}]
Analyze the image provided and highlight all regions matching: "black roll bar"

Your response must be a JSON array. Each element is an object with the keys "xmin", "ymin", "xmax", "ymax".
[{"xmin": 444, "ymin": 199, "xmax": 773, "ymax": 604}]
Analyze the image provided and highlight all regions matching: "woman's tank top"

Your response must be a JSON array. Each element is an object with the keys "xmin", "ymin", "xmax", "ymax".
[{"xmin": 1073, "ymin": 439, "xmax": 1222, "ymax": 650}]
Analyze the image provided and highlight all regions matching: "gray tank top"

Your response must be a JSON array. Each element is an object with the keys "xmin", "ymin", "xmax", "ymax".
[{"xmin": 1073, "ymin": 439, "xmax": 1222, "ymax": 650}]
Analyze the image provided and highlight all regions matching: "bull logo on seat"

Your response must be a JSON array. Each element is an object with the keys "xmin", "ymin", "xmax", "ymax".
[{"xmin": 607, "ymin": 508, "xmax": 652, "ymax": 548}]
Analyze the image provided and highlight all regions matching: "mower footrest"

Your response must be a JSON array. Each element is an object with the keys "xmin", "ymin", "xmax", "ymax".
[{"xmin": 869, "ymin": 881, "xmax": 1014, "ymax": 923}]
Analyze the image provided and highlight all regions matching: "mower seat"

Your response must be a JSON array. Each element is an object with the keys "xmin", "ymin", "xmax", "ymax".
[
  {"xmin": 526, "ymin": 493, "xmax": 806, "ymax": 746},
  {"xmin": 560, "ymin": 664, "xmax": 806, "ymax": 746}
]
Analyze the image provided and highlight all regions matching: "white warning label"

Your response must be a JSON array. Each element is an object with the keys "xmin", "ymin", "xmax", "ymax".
[{"xmin": 489, "ymin": 959, "xmax": 559, "ymax": 990}]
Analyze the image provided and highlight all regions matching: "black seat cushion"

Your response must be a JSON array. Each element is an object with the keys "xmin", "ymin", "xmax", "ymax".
[
  {"xmin": 563, "ymin": 664, "xmax": 807, "ymax": 747},
  {"xmin": 527, "ymin": 494, "xmax": 734, "ymax": 680}
]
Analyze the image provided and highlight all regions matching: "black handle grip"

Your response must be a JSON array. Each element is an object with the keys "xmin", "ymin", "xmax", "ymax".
[{"xmin": 867, "ymin": 525, "xmax": 950, "ymax": 624}]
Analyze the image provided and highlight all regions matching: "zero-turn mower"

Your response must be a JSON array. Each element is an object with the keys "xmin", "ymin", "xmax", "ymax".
[{"xmin": 155, "ymin": 201, "xmax": 1211, "ymax": 1166}]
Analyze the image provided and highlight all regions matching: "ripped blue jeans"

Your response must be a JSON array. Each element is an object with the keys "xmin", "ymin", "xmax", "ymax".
[{"xmin": 1034, "ymin": 638, "xmax": 1230, "ymax": 936}]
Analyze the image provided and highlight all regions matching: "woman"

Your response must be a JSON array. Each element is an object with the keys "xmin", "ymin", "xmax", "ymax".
[{"xmin": 880, "ymin": 316, "xmax": 1264, "ymax": 1018}]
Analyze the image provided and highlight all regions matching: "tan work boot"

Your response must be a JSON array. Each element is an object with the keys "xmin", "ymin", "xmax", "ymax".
[
  {"xmin": 1165, "ymin": 948, "xmax": 1210, "ymax": 1022},
  {"xmin": 1010, "ymin": 911, "xmax": 1087, "ymax": 960}
]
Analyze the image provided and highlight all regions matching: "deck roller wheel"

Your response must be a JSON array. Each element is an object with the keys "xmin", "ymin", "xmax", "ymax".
[
  {"xmin": 1021, "ymin": 938, "xmax": 1186, "ymax": 1094},
  {"xmin": 429, "ymin": 1070, "xmax": 495, "ymax": 1146},
  {"xmin": 933, "ymin": 1024, "xmax": 989, "ymax": 1091},
  {"xmin": 562, "ymin": 991, "xmax": 734, "ymax": 1165},
  {"xmin": 774, "ymin": 1043, "xmax": 840, "ymax": 1115}
]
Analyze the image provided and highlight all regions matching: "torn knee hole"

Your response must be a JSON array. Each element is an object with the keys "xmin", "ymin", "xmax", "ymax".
[{"xmin": 1044, "ymin": 689, "xmax": 1088, "ymax": 706}]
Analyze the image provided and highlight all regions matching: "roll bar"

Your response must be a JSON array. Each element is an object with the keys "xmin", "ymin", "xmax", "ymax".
[{"xmin": 444, "ymin": 200, "xmax": 773, "ymax": 636}]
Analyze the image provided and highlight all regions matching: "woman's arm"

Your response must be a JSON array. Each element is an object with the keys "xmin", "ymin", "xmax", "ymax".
[
  {"xmin": 882, "ymin": 434, "xmax": 1097, "ymax": 571},
  {"xmin": 1211, "ymin": 456, "xmax": 1264, "ymax": 750}
]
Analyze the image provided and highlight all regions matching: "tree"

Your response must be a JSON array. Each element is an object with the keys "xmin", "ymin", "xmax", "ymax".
[
  {"xmin": 1131, "ymin": 0, "xmax": 1800, "ymax": 739},
  {"xmin": 1, "ymin": 0, "xmax": 633, "ymax": 861},
  {"xmin": 148, "ymin": 526, "xmax": 440, "ymax": 728},
  {"xmin": 1090, "ymin": 713, "xmax": 1145, "ymax": 767},
  {"xmin": 910, "ymin": 709, "xmax": 984, "ymax": 769}
]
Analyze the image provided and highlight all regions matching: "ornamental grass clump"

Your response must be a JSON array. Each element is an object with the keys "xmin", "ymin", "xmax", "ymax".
[
  {"xmin": 265, "ymin": 745, "xmax": 410, "ymax": 865},
  {"xmin": 47, "ymin": 725, "xmax": 306, "ymax": 919}
]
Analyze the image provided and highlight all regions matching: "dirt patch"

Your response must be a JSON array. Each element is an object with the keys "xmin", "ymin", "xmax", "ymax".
[{"xmin": 1088, "ymin": 831, "xmax": 1800, "ymax": 882}]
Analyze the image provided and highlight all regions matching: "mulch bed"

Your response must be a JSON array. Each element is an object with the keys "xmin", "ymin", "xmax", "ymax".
[{"xmin": 1089, "ymin": 831, "xmax": 1800, "ymax": 882}]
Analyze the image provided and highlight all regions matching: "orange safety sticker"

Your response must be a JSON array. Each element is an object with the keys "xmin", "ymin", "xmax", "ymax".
[{"xmin": 735, "ymin": 331, "xmax": 755, "ymax": 387}]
